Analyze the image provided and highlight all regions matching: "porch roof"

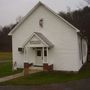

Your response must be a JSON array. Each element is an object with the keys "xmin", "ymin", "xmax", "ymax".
[{"xmin": 23, "ymin": 32, "xmax": 54, "ymax": 48}]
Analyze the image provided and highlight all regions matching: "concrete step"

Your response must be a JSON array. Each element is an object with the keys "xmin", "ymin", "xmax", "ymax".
[
  {"xmin": 28, "ymin": 66, "xmax": 43, "ymax": 74},
  {"xmin": 29, "ymin": 66, "xmax": 43, "ymax": 71},
  {"xmin": 29, "ymin": 69, "xmax": 42, "ymax": 74}
]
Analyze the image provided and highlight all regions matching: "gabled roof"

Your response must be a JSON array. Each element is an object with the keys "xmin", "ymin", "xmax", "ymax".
[
  {"xmin": 23, "ymin": 32, "xmax": 54, "ymax": 48},
  {"xmin": 8, "ymin": 1, "xmax": 80, "ymax": 35}
]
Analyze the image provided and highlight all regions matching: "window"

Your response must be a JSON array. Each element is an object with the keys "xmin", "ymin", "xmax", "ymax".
[
  {"xmin": 37, "ymin": 50, "xmax": 41, "ymax": 56},
  {"xmin": 36, "ymin": 47, "xmax": 47, "ymax": 56},
  {"xmin": 18, "ymin": 47, "xmax": 24, "ymax": 52},
  {"xmin": 44, "ymin": 50, "xmax": 47, "ymax": 56}
]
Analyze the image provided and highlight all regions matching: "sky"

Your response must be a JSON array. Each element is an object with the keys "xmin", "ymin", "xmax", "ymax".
[
  {"xmin": 0, "ymin": 0, "xmax": 89, "ymax": 27},
  {"xmin": 85, "ymin": 0, "xmax": 90, "ymax": 4}
]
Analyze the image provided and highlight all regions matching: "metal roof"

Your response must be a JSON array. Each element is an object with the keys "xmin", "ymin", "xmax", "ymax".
[
  {"xmin": 34, "ymin": 32, "xmax": 54, "ymax": 48},
  {"xmin": 23, "ymin": 32, "xmax": 54, "ymax": 48}
]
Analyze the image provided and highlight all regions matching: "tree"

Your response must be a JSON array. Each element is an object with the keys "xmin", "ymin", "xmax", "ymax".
[
  {"xmin": 59, "ymin": 6, "xmax": 90, "ymax": 50},
  {"xmin": 0, "ymin": 23, "xmax": 17, "ymax": 51}
]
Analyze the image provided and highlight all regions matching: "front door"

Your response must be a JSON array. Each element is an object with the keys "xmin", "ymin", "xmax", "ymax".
[
  {"xmin": 35, "ymin": 48, "xmax": 43, "ymax": 66},
  {"xmin": 35, "ymin": 47, "xmax": 47, "ymax": 66}
]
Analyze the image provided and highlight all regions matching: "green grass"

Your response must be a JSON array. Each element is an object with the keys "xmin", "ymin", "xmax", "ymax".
[
  {"xmin": 1, "ymin": 62, "xmax": 90, "ymax": 85},
  {"xmin": 0, "ymin": 52, "xmax": 90, "ymax": 85},
  {"xmin": 0, "ymin": 62, "xmax": 22, "ymax": 78},
  {"xmin": 0, "ymin": 52, "xmax": 12, "ymax": 61},
  {"xmin": 0, "ymin": 52, "xmax": 22, "ymax": 78}
]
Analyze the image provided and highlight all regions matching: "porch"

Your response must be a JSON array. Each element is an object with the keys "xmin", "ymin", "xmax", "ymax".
[
  {"xmin": 23, "ymin": 47, "xmax": 53, "ymax": 71},
  {"xmin": 18, "ymin": 32, "xmax": 54, "ymax": 74}
]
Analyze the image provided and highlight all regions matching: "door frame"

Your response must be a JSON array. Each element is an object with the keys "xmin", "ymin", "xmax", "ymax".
[
  {"xmin": 35, "ymin": 47, "xmax": 48, "ymax": 66},
  {"xmin": 35, "ymin": 47, "xmax": 43, "ymax": 66}
]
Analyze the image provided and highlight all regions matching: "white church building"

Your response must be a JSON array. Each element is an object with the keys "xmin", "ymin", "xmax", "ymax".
[{"xmin": 9, "ymin": 2, "xmax": 87, "ymax": 72}]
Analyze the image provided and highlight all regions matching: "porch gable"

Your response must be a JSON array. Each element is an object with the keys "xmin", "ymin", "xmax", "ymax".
[{"xmin": 22, "ymin": 32, "xmax": 54, "ymax": 48}]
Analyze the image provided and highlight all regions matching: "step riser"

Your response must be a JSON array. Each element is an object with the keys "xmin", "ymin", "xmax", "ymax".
[{"xmin": 29, "ymin": 66, "xmax": 43, "ymax": 71}]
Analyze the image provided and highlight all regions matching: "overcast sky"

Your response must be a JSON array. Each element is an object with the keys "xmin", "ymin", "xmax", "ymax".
[{"xmin": 0, "ymin": 0, "xmax": 89, "ymax": 26}]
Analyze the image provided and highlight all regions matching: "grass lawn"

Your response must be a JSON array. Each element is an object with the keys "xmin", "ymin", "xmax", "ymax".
[
  {"xmin": 1, "ymin": 62, "xmax": 90, "ymax": 85},
  {"xmin": 0, "ymin": 52, "xmax": 22, "ymax": 78},
  {"xmin": 0, "ymin": 52, "xmax": 12, "ymax": 61},
  {"xmin": 0, "ymin": 62, "xmax": 22, "ymax": 78}
]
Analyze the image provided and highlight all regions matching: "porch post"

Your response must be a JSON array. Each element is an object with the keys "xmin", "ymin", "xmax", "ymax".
[
  {"xmin": 24, "ymin": 47, "xmax": 29, "ymax": 62},
  {"xmin": 27, "ymin": 47, "xmax": 29, "ymax": 62},
  {"xmin": 24, "ymin": 47, "xmax": 29, "ymax": 76},
  {"xmin": 42, "ymin": 47, "xmax": 44, "ymax": 63},
  {"xmin": 43, "ymin": 47, "xmax": 49, "ymax": 71}
]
